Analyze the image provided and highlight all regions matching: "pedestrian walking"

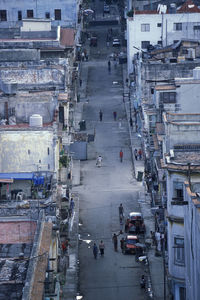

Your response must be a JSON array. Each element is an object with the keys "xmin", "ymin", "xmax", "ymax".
[
  {"xmin": 112, "ymin": 233, "xmax": 119, "ymax": 251},
  {"xmin": 99, "ymin": 240, "xmax": 105, "ymax": 256},
  {"xmin": 151, "ymin": 231, "xmax": 156, "ymax": 246},
  {"xmin": 113, "ymin": 111, "xmax": 117, "ymax": 121},
  {"xmin": 134, "ymin": 148, "xmax": 138, "ymax": 160},
  {"xmin": 99, "ymin": 110, "xmax": 103, "ymax": 121},
  {"xmin": 125, "ymin": 218, "xmax": 130, "ymax": 233},
  {"xmin": 70, "ymin": 198, "xmax": 75, "ymax": 213},
  {"xmin": 120, "ymin": 237, "xmax": 125, "ymax": 252},
  {"xmin": 119, "ymin": 215, "xmax": 124, "ymax": 233},
  {"xmin": 81, "ymin": 52, "xmax": 85, "ymax": 61},
  {"xmin": 96, "ymin": 155, "xmax": 102, "ymax": 167},
  {"xmin": 119, "ymin": 149, "xmax": 123, "ymax": 163},
  {"xmin": 138, "ymin": 148, "xmax": 142, "ymax": 160},
  {"xmin": 108, "ymin": 60, "xmax": 111, "ymax": 72},
  {"xmin": 93, "ymin": 243, "xmax": 98, "ymax": 259},
  {"xmin": 118, "ymin": 203, "xmax": 124, "ymax": 218}
]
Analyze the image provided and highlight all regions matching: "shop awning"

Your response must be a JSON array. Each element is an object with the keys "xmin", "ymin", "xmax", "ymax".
[{"xmin": 0, "ymin": 173, "xmax": 34, "ymax": 181}]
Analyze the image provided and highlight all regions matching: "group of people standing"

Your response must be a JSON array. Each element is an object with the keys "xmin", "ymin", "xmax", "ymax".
[
  {"xmin": 134, "ymin": 148, "xmax": 143, "ymax": 160},
  {"xmin": 92, "ymin": 203, "xmax": 125, "ymax": 259},
  {"xmin": 93, "ymin": 240, "xmax": 105, "ymax": 259},
  {"xmin": 99, "ymin": 109, "xmax": 118, "ymax": 122}
]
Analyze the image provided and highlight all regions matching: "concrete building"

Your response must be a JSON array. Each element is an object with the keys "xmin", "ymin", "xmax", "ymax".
[
  {"xmin": 0, "ymin": 0, "xmax": 82, "ymax": 28},
  {"xmin": 127, "ymin": 0, "xmax": 200, "ymax": 73},
  {"xmin": 0, "ymin": 121, "xmax": 59, "ymax": 200},
  {"xmin": 184, "ymin": 182, "xmax": 200, "ymax": 300},
  {"xmin": 161, "ymin": 112, "xmax": 200, "ymax": 300},
  {"xmin": 153, "ymin": 67, "xmax": 200, "ymax": 115},
  {"xmin": 0, "ymin": 210, "xmax": 60, "ymax": 300}
]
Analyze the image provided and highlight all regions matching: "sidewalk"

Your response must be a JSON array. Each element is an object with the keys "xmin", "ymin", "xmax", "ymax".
[{"xmin": 122, "ymin": 63, "xmax": 169, "ymax": 300}]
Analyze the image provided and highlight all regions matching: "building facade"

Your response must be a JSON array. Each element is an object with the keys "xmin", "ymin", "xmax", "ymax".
[
  {"xmin": 184, "ymin": 182, "xmax": 200, "ymax": 300},
  {"xmin": 0, "ymin": 0, "xmax": 82, "ymax": 28},
  {"xmin": 127, "ymin": 0, "xmax": 200, "ymax": 73}
]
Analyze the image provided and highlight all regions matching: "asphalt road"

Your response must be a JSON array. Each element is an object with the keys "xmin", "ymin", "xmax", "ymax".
[{"xmin": 76, "ymin": 2, "xmax": 147, "ymax": 300}]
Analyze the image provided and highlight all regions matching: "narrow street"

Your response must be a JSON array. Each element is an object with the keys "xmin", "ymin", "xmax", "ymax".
[{"xmin": 75, "ymin": 11, "xmax": 147, "ymax": 300}]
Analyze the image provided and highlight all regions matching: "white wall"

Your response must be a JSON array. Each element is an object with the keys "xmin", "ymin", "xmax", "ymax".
[
  {"xmin": 184, "ymin": 187, "xmax": 200, "ymax": 300},
  {"xmin": 21, "ymin": 19, "xmax": 51, "ymax": 32},
  {"xmin": 0, "ymin": 129, "xmax": 59, "ymax": 174}
]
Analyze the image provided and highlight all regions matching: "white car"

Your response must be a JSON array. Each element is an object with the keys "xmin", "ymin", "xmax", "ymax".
[{"xmin": 112, "ymin": 38, "xmax": 120, "ymax": 47}]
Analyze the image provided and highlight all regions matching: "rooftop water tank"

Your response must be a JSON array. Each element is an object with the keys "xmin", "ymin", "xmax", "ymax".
[{"xmin": 29, "ymin": 114, "xmax": 43, "ymax": 127}]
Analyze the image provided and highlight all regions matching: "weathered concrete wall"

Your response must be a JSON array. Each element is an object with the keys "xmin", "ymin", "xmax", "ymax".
[
  {"xmin": 166, "ymin": 123, "xmax": 200, "ymax": 149},
  {"xmin": 0, "ymin": 130, "xmax": 55, "ymax": 173},
  {"xmin": 140, "ymin": 61, "xmax": 200, "ymax": 103},
  {"xmin": 0, "ymin": 67, "xmax": 64, "ymax": 88},
  {"xmin": 0, "ymin": 40, "xmax": 60, "ymax": 49},
  {"xmin": 0, "ymin": 221, "xmax": 37, "ymax": 244},
  {"xmin": 0, "ymin": 49, "xmax": 40, "ymax": 62},
  {"xmin": 184, "ymin": 187, "xmax": 200, "ymax": 300}
]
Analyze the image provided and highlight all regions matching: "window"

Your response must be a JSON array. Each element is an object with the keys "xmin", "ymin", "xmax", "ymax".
[
  {"xmin": 0, "ymin": 10, "xmax": 7, "ymax": 21},
  {"xmin": 45, "ymin": 12, "xmax": 50, "ymax": 19},
  {"xmin": 193, "ymin": 25, "xmax": 200, "ymax": 30},
  {"xmin": 174, "ymin": 23, "xmax": 182, "ymax": 31},
  {"xmin": 173, "ymin": 181, "xmax": 183, "ymax": 201},
  {"xmin": 141, "ymin": 41, "xmax": 150, "ymax": 49},
  {"xmin": 160, "ymin": 92, "xmax": 176, "ymax": 104},
  {"xmin": 174, "ymin": 237, "xmax": 185, "ymax": 265},
  {"xmin": 55, "ymin": 9, "xmax": 61, "ymax": 20},
  {"xmin": 27, "ymin": 10, "xmax": 34, "ymax": 18},
  {"xmin": 141, "ymin": 24, "xmax": 150, "ymax": 32},
  {"xmin": 18, "ymin": 11, "xmax": 22, "ymax": 21},
  {"xmin": 48, "ymin": 147, "xmax": 50, "ymax": 155},
  {"xmin": 157, "ymin": 41, "xmax": 162, "ymax": 45},
  {"xmin": 157, "ymin": 23, "xmax": 162, "ymax": 27}
]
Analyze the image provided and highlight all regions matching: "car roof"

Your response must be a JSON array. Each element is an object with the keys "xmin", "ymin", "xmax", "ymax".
[
  {"xmin": 126, "ymin": 235, "xmax": 138, "ymax": 239},
  {"xmin": 129, "ymin": 212, "xmax": 142, "ymax": 217}
]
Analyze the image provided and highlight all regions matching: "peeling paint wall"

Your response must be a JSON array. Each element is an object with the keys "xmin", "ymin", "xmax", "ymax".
[{"xmin": 0, "ymin": 221, "xmax": 37, "ymax": 244}]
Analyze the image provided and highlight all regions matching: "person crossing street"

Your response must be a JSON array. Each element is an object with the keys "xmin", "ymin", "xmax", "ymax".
[{"xmin": 119, "ymin": 149, "xmax": 123, "ymax": 162}]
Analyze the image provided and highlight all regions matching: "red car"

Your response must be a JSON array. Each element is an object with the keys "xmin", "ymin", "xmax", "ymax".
[
  {"xmin": 126, "ymin": 212, "xmax": 146, "ymax": 234},
  {"xmin": 123, "ymin": 235, "xmax": 141, "ymax": 254}
]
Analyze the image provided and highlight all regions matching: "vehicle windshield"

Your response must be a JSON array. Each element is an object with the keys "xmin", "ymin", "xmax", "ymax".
[{"xmin": 126, "ymin": 239, "xmax": 138, "ymax": 245}]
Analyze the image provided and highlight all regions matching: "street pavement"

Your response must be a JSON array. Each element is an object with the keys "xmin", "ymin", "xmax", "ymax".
[{"xmin": 62, "ymin": 2, "xmax": 169, "ymax": 300}]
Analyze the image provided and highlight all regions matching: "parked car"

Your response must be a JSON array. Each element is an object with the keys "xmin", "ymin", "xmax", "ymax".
[
  {"xmin": 112, "ymin": 38, "xmax": 120, "ymax": 47},
  {"xmin": 123, "ymin": 235, "xmax": 141, "ymax": 254},
  {"xmin": 126, "ymin": 212, "xmax": 146, "ymax": 234}
]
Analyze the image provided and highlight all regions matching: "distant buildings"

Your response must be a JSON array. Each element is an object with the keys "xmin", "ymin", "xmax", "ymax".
[
  {"xmin": 0, "ymin": 2, "xmax": 83, "ymax": 297},
  {"xmin": 127, "ymin": 1, "xmax": 200, "ymax": 299},
  {"xmin": 0, "ymin": 0, "xmax": 82, "ymax": 28},
  {"xmin": 127, "ymin": 0, "xmax": 200, "ymax": 73}
]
